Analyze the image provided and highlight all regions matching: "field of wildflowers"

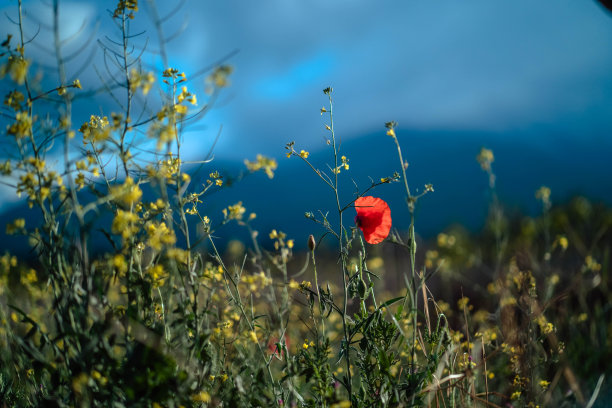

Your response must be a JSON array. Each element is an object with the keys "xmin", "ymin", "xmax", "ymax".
[{"xmin": 1, "ymin": 1, "xmax": 611, "ymax": 407}]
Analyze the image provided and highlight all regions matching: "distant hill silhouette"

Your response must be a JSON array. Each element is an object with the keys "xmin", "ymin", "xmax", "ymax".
[{"xmin": 1, "ymin": 128, "xmax": 611, "ymax": 254}]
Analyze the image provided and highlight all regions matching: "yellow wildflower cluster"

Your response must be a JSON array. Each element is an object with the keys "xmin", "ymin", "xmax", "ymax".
[
  {"xmin": 111, "ymin": 209, "xmax": 140, "ymax": 240},
  {"xmin": 79, "ymin": 115, "xmax": 110, "ymax": 145},
  {"xmin": 0, "ymin": 253, "xmax": 17, "ymax": 275},
  {"xmin": 437, "ymin": 232, "xmax": 456, "ymax": 248},
  {"xmin": 185, "ymin": 192, "xmax": 202, "ymax": 215},
  {"xmin": 244, "ymin": 154, "xmax": 278, "ymax": 179},
  {"xmin": 202, "ymin": 263, "xmax": 224, "ymax": 282},
  {"xmin": 535, "ymin": 314, "xmax": 554, "ymax": 335},
  {"xmin": 424, "ymin": 250, "xmax": 441, "ymax": 270},
  {"xmin": 57, "ymin": 79, "xmax": 81, "ymax": 96},
  {"xmin": 6, "ymin": 218, "xmax": 25, "ymax": 235},
  {"xmin": 269, "ymin": 229, "xmax": 293, "ymax": 250},
  {"xmin": 147, "ymin": 264, "xmax": 167, "ymax": 288},
  {"xmin": 166, "ymin": 248, "xmax": 189, "ymax": 265},
  {"xmin": 16, "ymin": 162, "xmax": 64, "ymax": 203},
  {"xmin": 111, "ymin": 254, "xmax": 128, "ymax": 275},
  {"xmin": 147, "ymin": 198, "xmax": 166, "ymax": 214},
  {"xmin": 71, "ymin": 372, "xmax": 89, "ymax": 395},
  {"xmin": 191, "ymin": 391, "xmax": 211, "ymax": 403},
  {"xmin": 7, "ymin": 111, "xmax": 32, "ymax": 139},
  {"xmin": 223, "ymin": 202, "xmax": 246, "ymax": 221},
  {"xmin": 298, "ymin": 280, "xmax": 312, "ymax": 293},
  {"xmin": 302, "ymin": 340, "xmax": 315, "ymax": 350},
  {"xmin": 457, "ymin": 296, "xmax": 473, "ymax": 311},
  {"xmin": 476, "ymin": 147, "xmax": 494, "ymax": 172},
  {"xmin": 111, "ymin": 177, "xmax": 142, "ymax": 208},
  {"xmin": 147, "ymin": 115, "xmax": 177, "ymax": 150},
  {"xmin": 145, "ymin": 221, "xmax": 176, "ymax": 251},
  {"xmin": 248, "ymin": 330, "xmax": 258, "ymax": 344},
  {"xmin": 552, "ymin": 235, "xmax": 568, "ymax": 251},
  {"xmin": 4, "ymin": 90, "xmax": 25, "ymax": 111},
  {"xmin": 90, "ymin": 370, "xmax": 108, "ymax": 387},
  {"xmin": 113, "ymin": 0, "xmax": 138, "ymax": 19},
  {"xmin": 332, "ymin": 155, "xmax": 350, "ymax": 174},
  {"xmin": 162, "ymin": 67, "xmax": 185, "ymax": 82},
  {"xmin": 176, "ymin": 85, "xmax": 197, "ymax": 108},
  {"xmin": 129, "ymin": 68, "xmax": 155, "ymax": 95},
  {"xmin": 582, "ymin": 255, "xmax": 602, "ymax": 273},
  {"xmin": 208, "ymin": 170, "xmax": 223, "ymax": 186},
  {"xmin": 213, "ymin": 320, "xmax": 234, "ymax": 338},
  {"xmin": 149, "ymin": 155, "xmax": 180, "ymax": 183},
  {"xmin": 501, "ymin": 342, "xmax": 523, "ymax": 368},
  {"xmin": 20, "ymin": 268, "xmax": 37, "ymax": 286},
  {"xmin": 240, "ymin": 271, "xmax": 273, "ymax": 292},
  {"xmin": 474, "ymin": 327, "xmax": 498, "ymax": 344},
  {"xmin": 535, "ymin": 186, "xmax": 551, "ymax": 209},
  {"xmin": 0, "ymin": 160, "xmax": 11, "ymax": 176},
  {"xmin": 206, "ymin": 65, "xmax": 233, "ymax": 92},
  {"xmin": 0, "ymin": 55, "xmax": 29, "ymax": 84}
]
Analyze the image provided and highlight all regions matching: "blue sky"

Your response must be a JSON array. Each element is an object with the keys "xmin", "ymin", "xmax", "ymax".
[
  {"xmin": 2, "ymin": 1, "xmax": 612, "ymax": 241},
  {"xmin": 6, "ymin": 0, "xmax": 611, "ymax": 158}
]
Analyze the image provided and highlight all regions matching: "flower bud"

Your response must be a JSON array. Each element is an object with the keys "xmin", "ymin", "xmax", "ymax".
[{"xmin": 308, "ymin": 234, "xmax": 316, "ymax": 252}]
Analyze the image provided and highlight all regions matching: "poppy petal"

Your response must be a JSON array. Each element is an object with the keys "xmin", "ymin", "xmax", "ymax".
[{"xmin": 354, "ymin": 196, "xmax": 391, "ymax": 244}]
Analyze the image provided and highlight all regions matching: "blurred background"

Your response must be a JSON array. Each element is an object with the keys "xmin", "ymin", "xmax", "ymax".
[{"xmin": 1, "ymin": 0, "xmax": 612, "ymax": 250}]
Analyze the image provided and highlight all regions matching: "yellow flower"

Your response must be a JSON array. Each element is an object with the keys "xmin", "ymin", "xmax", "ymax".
[
  {"xmin": 5, "ymin": 56, "xmax": 29, "ymax": 84},
  {"xmin": 112, "ymin": 254, "xmax": 128, "ymax": 275},
  {"xmin": 111, "ymin": 177, "xmax": 142, "ymax": 207},
  {"xmin": 71, "ymin": 372, "xmax": 89, "ymax": 395},
  {"xmin": 111, "ymin": 209, "xmax": 140, "ymax": 240},
  {"xmin": 535, "ymin": 186, "xmax": 551, "ymax": 204},
  {"xmin": 299, "ymin": 150, "xmax": 309, "ymax": 159},
  {"xmin": 244, "ymin": 154, "xmax": 278, "ymax": 179},
  {"xmin": 191, "ymin": 391, "xmax": 211, "ymax": 403},
  {"xmin": 6, "ymin": 218, "xmax": 25, "ymax": 235},
  {"xmin": 174, "ymin": 104, "xmax": 188, "ymax": 115},
  {"xmin": 146, "ymin": 221, "xmax": 176, "ymax": 251},
  {"xmin": 476, "ymin": 148, "xmax": 494, "ymax": 171},
  {"xmin": 223, "ymin": 202, "xmax": 246, "ymax": 221},
  {"xmin": 7, "ymin": 111, "xmax": 32, "ymax": 138},
  {"xmin": 148, "ymin": 264, "xmax": 166, "ymax": 287},
  {"xmin": 22, "ymin": 268, "xmax": 37, "ymax": 284},
  {"xmin": 457, "ymin": 296, "xmax": 472, "ymax": 311}
]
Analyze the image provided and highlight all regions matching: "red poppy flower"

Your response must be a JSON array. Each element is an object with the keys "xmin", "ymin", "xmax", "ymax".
[{"xmin": 354, "ymin": 196, "xmax": 392, "ymax": 244}]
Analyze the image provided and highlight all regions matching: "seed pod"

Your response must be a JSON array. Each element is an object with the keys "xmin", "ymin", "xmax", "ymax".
[{"xmin": 308, "ymin": 234, "xmax": 316, "ymax": 252}]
